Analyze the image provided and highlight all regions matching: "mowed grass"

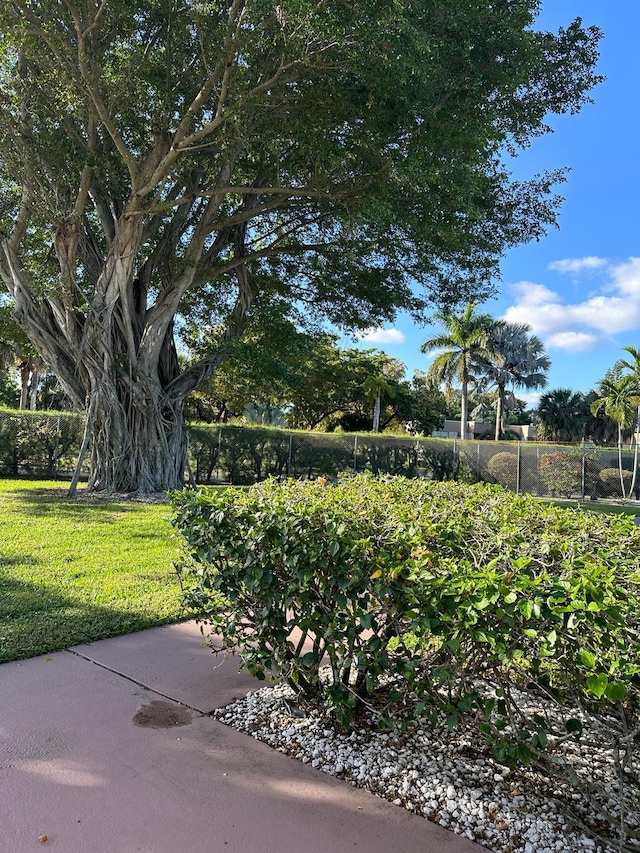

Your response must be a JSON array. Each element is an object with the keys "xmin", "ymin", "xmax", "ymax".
[
  {"xmin": 0, "ymin": 479, "xmax": 186, "ymax": 663},
  {"xmin": 545, "ymin": 497, "xmax": 640, "ymax": 517}
]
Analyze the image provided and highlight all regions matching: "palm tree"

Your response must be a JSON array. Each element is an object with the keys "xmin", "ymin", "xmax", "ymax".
[
  {"xmin": 615, "ymin": 347, "xmax": 640, "ymax": 496},
  {"xmin": 0, "ymin": 302, "xmax": 45, "ymax": 409},
  {"xmin": 536, "ymin": 388, "xmax": 588, "ymax": 443},
  {"xmin": 420, "ymin": 303, "xmax": 494, "ymax": 440},
  {"xmin": 363, "ymin": 374, "xmax": 393, "ymax": 433},
  {"xmin": 474, "ymin": 322, "xmax": 550, "ymax": 440},
  {"xmin": 590, "ymin": 370, "xmax": 640, "ymax": 498}
]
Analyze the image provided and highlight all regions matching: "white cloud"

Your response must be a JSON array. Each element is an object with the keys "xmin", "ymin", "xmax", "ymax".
[
  {"xmin": 609, "ymin": 257, "xmax": 640, "ymax": 298},
  {"xmin": 546, "ymin": 331, "xmax": 599, "ymax": 352},
  {"xmin": 358, "ymin": 327, "xmax": 406, "ymax": 344},
  {"xmin": 517, "ymin": 391, "xmax": 544, "ymax": 407},
  {"xmin": 569, "ymin": 295, "xmax": 635, "ymax": 334},
  {"xmin": 548, "ymin": 256, "xmax": 608, "ymax": 275},
  {"xmin": 501, "ymin": 283, "xmax": 564, "ymax": 335},
  {"xmin": 501, "ymin": 259, "xmax": 640, "ymax": 352}
]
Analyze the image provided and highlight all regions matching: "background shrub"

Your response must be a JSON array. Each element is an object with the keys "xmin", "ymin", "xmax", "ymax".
[
  {"xmin": 538, "ymin": 450, "xmax": 583, "ymax": 497},
  {"xmin": 599, "ymin": 467, "xmax": 633, "ymax": 497},
  {"xmin": 486, "ymin": 451, "xmax": 518, "ymax": 489}
]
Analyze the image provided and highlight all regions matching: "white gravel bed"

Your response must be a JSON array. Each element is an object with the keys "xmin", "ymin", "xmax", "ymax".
[{"xmin": 212, "ymin": 680, "xmax": 639, "ymax": 853}]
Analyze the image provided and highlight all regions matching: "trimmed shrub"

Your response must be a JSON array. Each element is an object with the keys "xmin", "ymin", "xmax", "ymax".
[
  {"xmin": 486, "ymin": 450, "xmax": 518, "ymax": 490},
  {"xmin": 173, "ymin": 475, "xmax": 639, "ymax": 721},
  {"xmin": 539, "ymin": 449, "xmax": 583, "ymax": 497},
  {"xmin": 173, "ymin": 475, "xmax": 640, "ymax": 844},
  {"xmin": 599, "ymin": 467, "xmax": 633, "ymax": 498}
]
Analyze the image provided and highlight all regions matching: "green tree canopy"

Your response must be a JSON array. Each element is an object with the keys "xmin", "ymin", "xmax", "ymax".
[
  {"xmin": 535, "ymin": 387, "xmax": 589, "ymax": 443},
  {"xmin": 0, "ymin": 1, "xmax": 602, "ymax": 491}
]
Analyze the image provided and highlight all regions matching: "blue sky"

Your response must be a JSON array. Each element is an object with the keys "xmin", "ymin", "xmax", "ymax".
[{"xmin": 352, "ymin": 1, "xmax": 640, "ymax": 404}]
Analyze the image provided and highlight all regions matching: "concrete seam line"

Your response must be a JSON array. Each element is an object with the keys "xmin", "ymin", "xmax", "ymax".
[{"xmin": 64, "ymin": 648, "xmax": 208, "ymax": 716}]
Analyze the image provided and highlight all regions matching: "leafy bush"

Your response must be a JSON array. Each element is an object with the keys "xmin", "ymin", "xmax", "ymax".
[
  {"xmin": 173, "ymin": 475, "xmax": 640, "ymax": 845},
  {"xmin": 486, "ymin": 450, "xmax": 518, "ymax": 489},
  {"xmin": 539, "ymin": 450, "xmax": 583, "ymax": 497},
  {"xmin": 599, "ymin": 467, "xmax": 633, "ymax": 498}
]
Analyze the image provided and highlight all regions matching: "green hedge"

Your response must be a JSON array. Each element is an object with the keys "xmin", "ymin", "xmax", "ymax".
[
  {"xmin": 173, "ymin": 475, "xmax": 639, "ymax": 727},
  {"xmin": 173, "ymin": 474, "xmax": 640, "ymax": 844},
  {"xmin": 0, "ymin": 409, "xmax": 84, "ymax": 478},
  {"xmin": 486, "ymin": 450, "xmax": 518, "ymax": 489}
]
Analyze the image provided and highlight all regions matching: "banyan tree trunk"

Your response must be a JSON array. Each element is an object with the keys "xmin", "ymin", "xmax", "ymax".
[{"xmin": 87, "ymin": 378, "xmax": 188, "ymax": 494}]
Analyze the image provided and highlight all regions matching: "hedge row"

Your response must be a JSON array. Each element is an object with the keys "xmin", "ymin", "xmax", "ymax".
[
  {"xmin": 0, "ymin": 409, "xmax": 84, "ymax": 478},
  {"xmin": 172, "ymin": 475, "xmax": 640, "ymax": 845}
]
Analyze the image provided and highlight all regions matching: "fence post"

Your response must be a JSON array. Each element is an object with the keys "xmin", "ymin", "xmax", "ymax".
[
  {"xmin": 353, "ymin": 435, "xmax": 358, "ymax": 472},
  {"xmin": 287, "ymin": 432, "xmax": 293, "ymax": 478},
  {"xmin": 476, "ymin": 442, "xmax": 480, "ymax": 480},
  {"xmin": 216, "ymin": 427, "xmax": 222, "ymax": 483},
  {"xmin": 581, "ymin": 445, "xmax": 586, "ymax": 500},
  {"xmin": 516, "ymin": 442, "xmax": 521, "ymax": 495}
]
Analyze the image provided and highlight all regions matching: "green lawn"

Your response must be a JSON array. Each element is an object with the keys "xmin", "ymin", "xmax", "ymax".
[
  {"xmin": 544, "ymin": 497, "xmax": 640, "ymax": 517},
  {"xmin": 0, "ymin": 479, "xmax": 187, "ymax": 663}
]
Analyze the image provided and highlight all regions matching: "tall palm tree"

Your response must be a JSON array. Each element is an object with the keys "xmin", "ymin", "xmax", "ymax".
[
  {"xmin": 474, "ymin": 322, "xmax": 550, "ymax": 440},
  {"xmin": 363, "ymin": 374, "xmax": 393, "ymax": 433},
  {"xmin": 420, "ymin": 303, "xmax": 494, "ymax": 440},
  {"xmin": 614, "ymin": 346, "xmax": 640, "ymax": 495},
  {"xmin": 590, "ymin": 370, "xmax": 640, "ymax": 498}
]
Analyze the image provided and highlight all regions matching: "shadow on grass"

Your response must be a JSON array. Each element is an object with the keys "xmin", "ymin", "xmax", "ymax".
[
  {"xmin": 0, "ymin": 575, "xmax": 185, "ymax": 664},
  {"xmin": 4, "ymin": 488, "xmax": 144, "ymax": 516},
  {"xmin": 1, "ymin": 491, "xmax": 174, "ymax": 533}
]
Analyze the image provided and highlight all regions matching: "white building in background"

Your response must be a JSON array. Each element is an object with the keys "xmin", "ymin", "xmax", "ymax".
[{"xmin": 433, "ymin": 420, "xmax": 536, "ymax": 441}]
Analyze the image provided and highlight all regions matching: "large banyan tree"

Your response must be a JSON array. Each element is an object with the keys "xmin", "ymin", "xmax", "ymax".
[{"xmin": 0, "ymin": 1, "xmax": 601, "ymax": 492}]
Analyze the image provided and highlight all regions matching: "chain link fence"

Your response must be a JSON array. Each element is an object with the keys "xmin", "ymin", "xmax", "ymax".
[
  {"xmin": 191, "ymin": 424, "xmax": 639, "ymax": 500},
  {"xmin": 458, "ymin": 440, "xmax": 638, "ymax": 500},
  {"xmin": 1, "ymin": 409, "xmax": 638, "ymax": 500},
  {"xmin": 0, "ymin": 408, "xmax": 85, "ymax": 479}
]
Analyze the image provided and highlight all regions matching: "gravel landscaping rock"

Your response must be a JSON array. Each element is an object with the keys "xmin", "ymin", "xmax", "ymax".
[{"xmin": 213, "ymin": 679, "xmax": 639, "ymax": 853}]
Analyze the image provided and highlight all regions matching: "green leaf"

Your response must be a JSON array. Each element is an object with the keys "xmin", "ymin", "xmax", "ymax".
[
  {"xmin": 534, "ymin": 730, "xmax": 548, "ymax": 748},
  {"xmin": 604, "ymin": 681, "xmax": 626, "ymax": 703},
  {"xmin": 359, "ymin": 613, "xmax": 372, "ymax": 630},
  {"xmin": 518, "ymin": 599, "xmax": 534, "ymax": 619},
  {"xmin": 586, "ymin": 673, "xmax": 608, "ymax": 698},
  {"xmin": 578, "ymin": 649, "xmax": 596, "ymax": 670},
  {"xmin": 565, "ymin": 718, "xmax": 583, "ymax": 737}
]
